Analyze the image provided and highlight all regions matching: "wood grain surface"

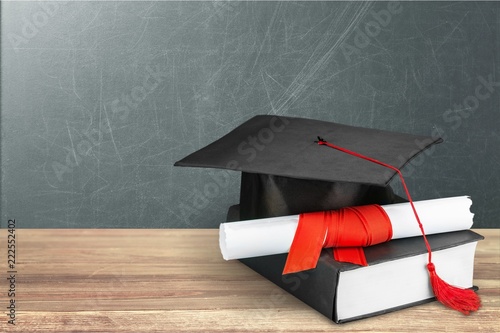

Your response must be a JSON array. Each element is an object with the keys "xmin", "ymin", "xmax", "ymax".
[{"xmin": 1, "ymin": 229, "xmax": 498, "ymax": 333}]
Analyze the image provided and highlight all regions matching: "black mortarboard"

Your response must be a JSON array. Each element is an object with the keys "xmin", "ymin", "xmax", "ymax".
[
  {"xmin": 174, "ymin": 115, "xmax": 442, "ymax": 220},
  {"xmin": 174, "ymin": 115, "xmax": 483, "ymax": 317}
]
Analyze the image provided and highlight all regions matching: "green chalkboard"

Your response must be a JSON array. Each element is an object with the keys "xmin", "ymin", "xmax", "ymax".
[{"xmin": 1, "ymin": 1, "xmax": 499, "ymax": 228}]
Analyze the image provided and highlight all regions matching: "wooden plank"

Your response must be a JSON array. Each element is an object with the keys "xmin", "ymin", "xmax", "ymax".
[{"xmin": 0, "ymin": 229, "xmax": 498, "ymax": 332}]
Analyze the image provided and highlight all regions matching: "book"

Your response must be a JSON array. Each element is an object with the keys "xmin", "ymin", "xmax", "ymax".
[{"xmin": 240, "ymin": 229, "xmax": 483, "ymax": 323}]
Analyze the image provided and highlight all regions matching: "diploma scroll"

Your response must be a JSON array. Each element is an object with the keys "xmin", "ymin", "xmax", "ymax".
[{"xmin": 219, "ymin": 196, "xmax": 474, "ymax": 260}]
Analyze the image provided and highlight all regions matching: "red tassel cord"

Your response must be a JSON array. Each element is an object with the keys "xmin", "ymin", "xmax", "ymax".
[{"xmin": 316, "ymin": 137, "xmax": 481, "ymax": 315}]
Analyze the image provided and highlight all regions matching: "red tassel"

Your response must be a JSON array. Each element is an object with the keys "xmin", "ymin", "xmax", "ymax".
[
  {"xmin": 317, "ymin": 138, "xmax": 482, "ymax": 315},
  {"xmin": 427, "ymin": 263, "xmax": 481, "ymax": 315}
]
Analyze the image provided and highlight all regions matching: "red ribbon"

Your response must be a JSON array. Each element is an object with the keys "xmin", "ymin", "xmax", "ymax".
[{"xmin": 282, "ymin": 204, "xmax": 392, "ymax": 275}]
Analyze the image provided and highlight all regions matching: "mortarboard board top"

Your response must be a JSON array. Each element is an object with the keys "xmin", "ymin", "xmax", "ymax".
[{"xmin": 174, "ymin": 115, "xmax": 442, "ymax": 186}]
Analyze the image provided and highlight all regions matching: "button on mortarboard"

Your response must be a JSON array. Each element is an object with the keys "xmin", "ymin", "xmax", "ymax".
[{"xmin": 174, "ymin": 115, "xmax": 443, "ymax": 220}]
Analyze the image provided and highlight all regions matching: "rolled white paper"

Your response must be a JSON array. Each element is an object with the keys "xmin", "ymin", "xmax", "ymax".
[{"xmin": 219, "ymin": 196, "xmax": 474, "ymax": 260}]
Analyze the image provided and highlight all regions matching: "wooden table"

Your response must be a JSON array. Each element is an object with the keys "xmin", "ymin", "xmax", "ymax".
[{"xmin": 1, "ymin": 229, "xmax": 498, "ymax": 333}]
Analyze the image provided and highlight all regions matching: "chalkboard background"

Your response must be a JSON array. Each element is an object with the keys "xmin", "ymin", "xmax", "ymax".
[{"xmin": 2, "ymin": 1, "xmax": 499, "ymax": 228}]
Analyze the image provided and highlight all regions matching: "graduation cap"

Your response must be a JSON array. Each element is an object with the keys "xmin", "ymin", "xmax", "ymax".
[
  {"xmin": 174, "ymin": 115, "xmax": 442, "ymax": 221},
  {"xmin": 175, "ymin": 114, "xmax": 480, "ymax": 315}
]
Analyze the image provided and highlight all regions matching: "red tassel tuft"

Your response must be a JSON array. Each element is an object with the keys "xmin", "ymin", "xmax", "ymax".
[{"xmin": 427, "ymin": 263, "xmax": 481, "ymax": 315}]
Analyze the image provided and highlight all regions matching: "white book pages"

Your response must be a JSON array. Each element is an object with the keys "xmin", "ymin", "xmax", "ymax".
[
  {"xmin": 219, "ymin": 196, "xmax": 474, "ymax": 260},
  {"xmin": 336, "ymin": 241, "xmax": 478, "ymax": 321}
]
